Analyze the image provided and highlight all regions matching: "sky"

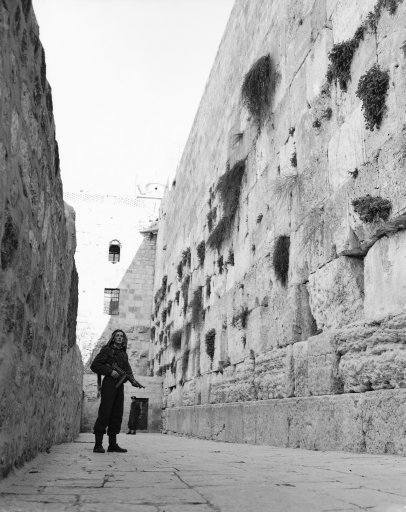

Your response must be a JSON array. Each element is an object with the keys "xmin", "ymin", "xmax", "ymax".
[{"xmin": 32, "ymin": 0, "xmax": 234, "ymax": 197}]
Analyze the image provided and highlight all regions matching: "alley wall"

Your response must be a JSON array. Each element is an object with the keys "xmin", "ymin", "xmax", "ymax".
[
  {"xmin": 150, "ymin": 0, "xmax": 406, "ymax": 454},
  {"xmin": 0, "ymin": 0, "xmax": 83, "ymax": 477}
]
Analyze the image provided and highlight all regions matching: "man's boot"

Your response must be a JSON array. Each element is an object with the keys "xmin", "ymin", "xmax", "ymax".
[
  {"xmin": 107, "ymin": 433, "xmax": 127, "ymax": 453},
  {"xmin": 93, "ymin": 433, "xmax": 105, "ymax": 453}
]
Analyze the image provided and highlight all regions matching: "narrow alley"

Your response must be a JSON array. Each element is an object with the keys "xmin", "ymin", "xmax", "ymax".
[{"xmin": 1, "ymin": 434, "xmax": 406, "ymax": 512}]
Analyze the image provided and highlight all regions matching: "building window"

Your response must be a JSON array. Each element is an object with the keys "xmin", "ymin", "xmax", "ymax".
[
  {"xmin": 104, "ymin": 288, "xmax": 120, "ymax": 315},
  {"xmin": 108, "ymin": 240, "xmax": 121, "ymax": 263}
]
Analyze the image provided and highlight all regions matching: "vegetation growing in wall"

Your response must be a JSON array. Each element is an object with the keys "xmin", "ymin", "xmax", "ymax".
[
  {"xmin": 21, "ymin": 0, "xmax": 32, "ymax": 20},
  {"xmin": 197, "ymin": 241, "xmax": 206, "ymax": 267},
  {"xmin": 356, "ymin": 65, "xmax": 390, "ymax": 130},
  {"xmin": 171, "ymin": 329, "xmax": 182, "ymax": 350},
  {"xmin": 241, "ymin": 54, "xmax": 274, "ymax": 127},
  {"xmin": 161, "ymin": 308, "xmax": 167, "ymax": 325},
  {"xmin": 290, "ymin": 152, "xmax": 297, "ymax": 168},
  {"xmin": 232, "ymin": 306, "xmax": 250, "ymax": 329},
  {"xmin": 326, "ymin": 32, "xmax": 364, "ymax": 91},
  {"xmin": 1, "ymin": 215, "xmax": 19, "ymax": 270},
  {"xmin": 217, "ymin": 255, "xmax": 224, "ymax": 274},
  {"xmin": 271, "ymin": 174, "xmax": 302, "ymax": 204},
  {"xmin": 207, "ymin": 160, "xmax": 246, "ymax": 251},
  {"xmin": 227, "ymin": 249, "xmax": 234, "ymax": 266},
  {"xmin": 167, "ymin": 300, "xmax": 173, "ymax": 316},
  {"xmin": 182, "ymin": 247, "xmax": 191, "ymax": 267},
  {"xmin": 191, "ymin": 287, "xmax": 204, "ymax": 327},
  {"xmin": 205, "ymin": 276, "xmax": 211, "ymax": 298},
  {"xmin": 150, "ymin": 326, "xmax": 156, "ymax": 341},
  {"xmin": 170, "ymin": 357, "xmax": 176, "ymax": 375},
  {"xmin": 176, "ymin": 261, "xmax": 183, "ymax": 280},
  {"xmin": 352, "ymin": 195, "xmax": 392, "ymax": 223},
  {"xmin": 181, "ymin": 275, "xmax": 190, "ymax": 315},
  {"xmin": 326, "ymin": 0, "xmax": 401, "ymax": 91},
  {"xmin": 205, "ymin": 329, "xmax": 216, "ymax": 361},
  {"xmin": 273, "ymin": 235, "xmax": 290, "ymax": 287},
  {"xmin": 207, "ymin": 207, "xmax": 217, "ymax": 232},
  {"xmin": 181, "ymin": 349, "xmax": 190, "ymax": 382},
  {"xmin": 175, "ymin": 290, "xmax": 180, "ymax": 305}
]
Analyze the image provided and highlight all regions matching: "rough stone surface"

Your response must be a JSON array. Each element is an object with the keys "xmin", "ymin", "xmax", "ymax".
[
  {"xmin": 334, "ymin": 314, "xmax": 406, "ymax": 393},
  {"xmin": 1, "ymin": 433, "xmax": 406, "ymax": 511},
  {"xmin": 0, "ymin": 0, "xmax": 83, "ymax": 478},
  {"xmin": 164, "ymin": 390, "xmax": 406, "ymax": 455},
  {"xmin": 148, "ymin": 0, "xmax": 406, "ymax": 454},
  {"xmin": 364, "ymin": 230, "xmax": 406, "ymax": 321},
  {"xmin": 307, "ymin": 256, "xmax": 364, "ymax": 330}
]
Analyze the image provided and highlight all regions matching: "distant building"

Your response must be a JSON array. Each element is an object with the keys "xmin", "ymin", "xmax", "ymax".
[{"xmin": 66, "ymin": 190, "xmax": 164, "ymax": 432}]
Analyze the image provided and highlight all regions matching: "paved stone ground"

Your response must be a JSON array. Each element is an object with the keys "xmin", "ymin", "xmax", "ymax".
[{"xmin": 0, "ymin": 433, "xmax": 406, "ymax": 512}]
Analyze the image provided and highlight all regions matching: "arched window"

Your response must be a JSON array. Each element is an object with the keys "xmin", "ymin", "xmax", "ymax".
[{"xmin": 108, "ymin": 240, "xmax": 121, "ymax": 263}]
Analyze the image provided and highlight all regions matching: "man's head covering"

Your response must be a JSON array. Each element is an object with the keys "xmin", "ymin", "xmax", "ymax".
[{"xmin": 107, "ymin": 329, "xmax": 128, "ymax": 350}]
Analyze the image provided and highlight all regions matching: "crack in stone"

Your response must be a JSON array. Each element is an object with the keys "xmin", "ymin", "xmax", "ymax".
[{"xmin": 173, "ymin": 471, "xmax": 221, "ymax": 512}]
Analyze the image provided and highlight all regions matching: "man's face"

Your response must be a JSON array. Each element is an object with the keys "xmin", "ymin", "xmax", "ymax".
[{"xmin": 113, "ymin": 331, "xmax": 125, "ymax": 348}]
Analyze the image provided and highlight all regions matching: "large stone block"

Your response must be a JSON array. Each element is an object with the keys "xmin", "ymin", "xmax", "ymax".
[
  {"xmin": 364, "ymin": 231, "xmax": 406, "ymax": 320},
  {"xmin": 163, "ymin": 389, "xmax": 406, "ymax": 455},
  {"xmin": 307, "ymin": 332, "xmax": 342, "ymax": 395},
  {"xmin": 307, "ymin": 256, "xmax": 364, "ymax": 330},
  {"xmin": 328, "ymin": 106, "xmax": 366, "ymax": 192},
  {"xmin": 334, "ymin": 313, "xmax": 406, "ymax": 392}
]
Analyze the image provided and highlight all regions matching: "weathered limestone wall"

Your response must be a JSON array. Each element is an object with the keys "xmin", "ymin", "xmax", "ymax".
[
  {"xmin": 82, "ymin": 230, "xmax": 163, "ymax": 432},
  {"xmin": 151, "ymin": 0, "xmax": 406, "ymax": 454},
  {"xmin": 0, "ymin": 0, "xmax": 83, "ymax": 476}
]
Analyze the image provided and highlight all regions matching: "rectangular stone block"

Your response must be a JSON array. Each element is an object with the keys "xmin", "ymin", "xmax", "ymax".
[
  {"xmin": 164, "ymin": 389, "xmax": 406, "ymax": 455},
  {"xmin": 364, "ymin": 230, "xmax": 406, "ymax": 321},
  {"xmin": 307, "ymin": 332, "xmax": 342, "ymax": 395},
  {"xmin": 334, "ymin": 313, "xmax": 406, "ymax": 392},
  {"xmin": 307, "ymin": 256, "xmax": 364, "ymax": 330}
]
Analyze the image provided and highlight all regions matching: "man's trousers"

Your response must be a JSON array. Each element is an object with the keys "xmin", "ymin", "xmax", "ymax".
[{"xmin": 93, "ymin": 376, "xmax": 124, "ymax": 435}]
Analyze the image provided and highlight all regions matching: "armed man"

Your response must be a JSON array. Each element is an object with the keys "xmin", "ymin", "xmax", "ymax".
[{"xmin": 90, "ymin": 329, "xmax": 144, "ymax": 453}]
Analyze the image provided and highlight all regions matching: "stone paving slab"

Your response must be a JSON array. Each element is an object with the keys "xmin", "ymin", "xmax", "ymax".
[{"xmin": 0, "ymin": 434, "xmax": 405, "ymax": 511}]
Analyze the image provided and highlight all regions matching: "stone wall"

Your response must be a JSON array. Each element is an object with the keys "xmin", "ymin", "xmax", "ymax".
[
  {"xmin": 150, "ymin": 0, "xmax": 406, "ymax": 454},
  {"xmin": 0, "ymin": 0, "xmax": 83, "ymax": 477},
  {"xmin": 82, "ymin": 229, "xmax": 163, "ymax": 432}
]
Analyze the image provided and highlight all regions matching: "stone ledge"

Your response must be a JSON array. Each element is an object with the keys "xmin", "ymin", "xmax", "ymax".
[{"xmin": 163, "ymin": 389, "xmax": 406, "ymax": 455}]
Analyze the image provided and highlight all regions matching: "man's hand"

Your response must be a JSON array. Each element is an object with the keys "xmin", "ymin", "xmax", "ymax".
[{"xmin": 111, "ymin": 370, "xmax": 119, "ymax": 379}]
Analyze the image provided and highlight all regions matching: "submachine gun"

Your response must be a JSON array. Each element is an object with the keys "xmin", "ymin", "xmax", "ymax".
[{"xmin": 110, "ymin": 362, "xmax": 145, "ymax": 389}]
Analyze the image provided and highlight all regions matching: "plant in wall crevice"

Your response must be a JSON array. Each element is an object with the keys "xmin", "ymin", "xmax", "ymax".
[
  {"xmin": 241, "ymin": 54, "xmax": 275, "ymax": 128},
  {"xmin": 207, "ymin": 159, "xmax": 246, "ymax": 251},
  {"xmin": 232, "ymin": 306, "xmax": 250, "ymax": 329},
  {"xmin": 181, "ymin": 275, "xmax": 190, "ymax": 315},
  {"xmin": 171, "ymin": 329, "xmax": 182, "ymax": 351},
  {"xmin": 356, "ymin": 64, "xmax": 390, "ymax": 130},
  {"xmin": 352, "ymin": 195, "xmax": 392, "ymax": 223},
  {"xmin": 273, "ymin": 235, "xmax": 290, "ymax": 287},
  {"xmin": 205, "ymin": 329, "xmax": 216, "ymax": 361},
  {"xmin": 197, "ymin": 241, "xmax": 206, "ymax": 267},
  {"xmin": 191, "ymin": 287, "xmax": 204, "ymax": 328}
]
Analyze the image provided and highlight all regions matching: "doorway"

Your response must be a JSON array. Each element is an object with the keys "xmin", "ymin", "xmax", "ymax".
[{"xmin": 136, "ymin": 398, "xmax": 148, "ymax": 430}]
